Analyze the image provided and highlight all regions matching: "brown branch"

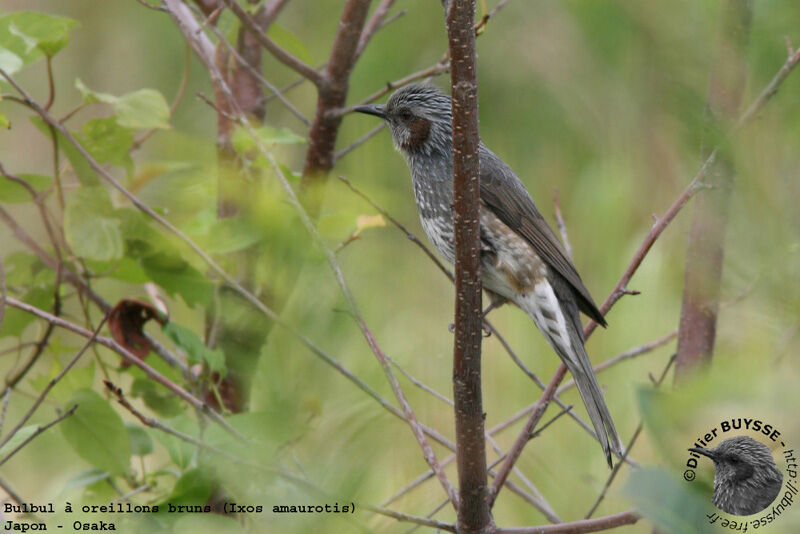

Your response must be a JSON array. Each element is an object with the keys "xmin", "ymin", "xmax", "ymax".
[
  {"xmin": 557, "ymin": 330, "xmax": 677, "ymax": 395},
  {"xmin": 219, "ymin": 0, "xmax": 325, "ymax": 87},
  {"xmin": 446, "ymin": 0, "xmax": 490, "ymax": 530},
  {"xmin": 496, "ymin": 511, "xmax": 639, "ymax": 534},
  {"xmin": 675, "ymin": 0, "xmax": 753, "ymax": 382},
  {"xmin": 333, "ymin": 122, "xmax": 386, "ymax": 161},
  {"xmin": 362, "ymin": 503, "xmax": 457, "ymax": 532},
  {"xmin": 194, "ymin": 7, "xmax": 310, "ymax": 126},
  {"xmin": 355, "ymin": 0, "xmax": 397, "ymax": 60},
  {"xmin": 337, "ymin": 59, "xmax": 451, "ymax": 117},
  {"xmin": 584, "ymin": 354, "xmax": 675, "ymax": 519},
  {"xmin": 301, "ymin": 0, "xmax": 373, "ymax": 193}
]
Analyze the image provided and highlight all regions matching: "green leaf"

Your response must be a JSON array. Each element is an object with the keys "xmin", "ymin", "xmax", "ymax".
[
  {"xmin": 0, "ymin": 285, "xmax": 53, "ymax": 338},
  {"xmin": 130, "ymin": 378, "xmax": 183, "ymax": 418},
  {"xmin": 74, "ymin": 80, "xmax": 171, "ymax": 130},
  {"xmin": 64, "ymin": 186, "xmax": 124, "ymax": 262},
  {"xmin": 77, "ymin": 118, "xmax": 134, "ymax": 176},
  {"xmin": 0, "ymin": 12, "xmax": 79, "ymax": 63},
  {"xmin": 0, "ymin": 425, "xmax": 37, "ymax": 457},
  {"xmin": 625, "ymin": 468, "xmax": 713, "ymax": 534},
  {"xmin": 31, "ymin": 116, "xmax": 98, "ymax": 185},
  {"xmin": 29, "ymin": 359, "xmax": 94, "ymax": 405},
  {"xmin": 140, "ymin": 252, "xmax": 213, "ymax": 307},
  {"xmin": 0, "ymin": 173, "xmax": 51, "ymax": 203},
  {"xmin": 74, "ymin": 78, "xmax": 116, "ymax": 105},
  {"xmin": 62, "ymin": 468, "xmax": 110, "ymax": 492},
  {"xmin": 114, "ymin": 89, "xmax": 171, "ymax": 130},
  {"xmin": 231, "ymin": 125, "xmax": 306, "ymax": 153},
  {"xmin": 204, "ymin": 216, "xmax": 263, "ymax": 254},
  {"xmin": 0, "ymin": 47, "xmax": 22, "ymax": 74},
  {"xmin": 61, "ymin": 389, "xmax": 131, "ymax": 475},
  {"xmin": 267, "ymin": 24, "xmax": 312, "ymax": 65},
  {"xmin": 163, "ymin": 468, "xmax": 212, "ymax": 507},
  {"xmin": 154, "ymin": 415, "xmax": 197, "ymax": 469},
  {"xmin": 3, "ymin": 251, "xmax": 40, "ymax": 287},
  {"xmin": 125, "ymin": 422, "xmax": 154, "ymax": 457},
  {"xmin": 0, "ymin": 113, "xmax": 8, "ymax": 129},
  {"xmin": 162, "ymin": 322, "xmax": 226, "ymax": 375}
]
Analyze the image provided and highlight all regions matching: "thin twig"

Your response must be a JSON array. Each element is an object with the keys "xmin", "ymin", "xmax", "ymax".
[
  {"xmin": 496, "ymin": 510, "xmax": 639, "ymax": 533},
  {"xmin": 1, "ymin": 298, "xmax": 241, "ymax": 440},
  {"xmin": 132, "ymin": 43, "xmax": 192, "ymax": 149},
  {"xmin": 557, "ymin": 330, "xmax": 677, "ymax": 395},
  {"xmin": 0, "ymin": 316, "xmax": 106, "ymax": 453},
  {"xmin": 219, "ymin": 0, "xmax": 325, "ymax": 87},
  {"xmin": 584, "ymin": 354, "xmax": 675, "ymax": 519},
  {"xmin": 362, "ymin": 502, "xmax": 457, "ymax": 532},
  {"xmin": 0, "ymin": 404, "xmax": 77, "ymax": 468},
  {"xmin": 355, "ymin": 0, "xmax": 398, "ymax": 60},
  {"xmin": 188, "ymin": 2, "xmax": 310, "ymax": 126},
  {"xmin": 334, "ymin": 122, "xmax": 386, "ymax": 161}
]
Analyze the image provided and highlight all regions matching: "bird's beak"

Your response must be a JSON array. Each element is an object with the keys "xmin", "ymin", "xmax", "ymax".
[
  {"xmin": 689, "ymin": 447, "xmax": 716, "ymax": 460},
  {"xmin": 353, "ymin": 104, "xmax": 386, "ymax": 119}
]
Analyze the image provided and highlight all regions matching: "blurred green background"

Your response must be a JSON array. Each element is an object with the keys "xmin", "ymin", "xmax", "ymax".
[{"xmin": 1, "ymin": 1, "xmax": 799, "ymax": 532}]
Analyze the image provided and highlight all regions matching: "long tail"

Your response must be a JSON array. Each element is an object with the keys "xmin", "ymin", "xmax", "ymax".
[{"xmin": 517, "ymin": 284, "xmax": 624, "ymax": 467}]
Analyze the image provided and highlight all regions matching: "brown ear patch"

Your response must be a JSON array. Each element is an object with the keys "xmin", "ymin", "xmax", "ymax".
[{"xmin": 402, "ymin": 117, "xmax": 431, "ymax": 151}]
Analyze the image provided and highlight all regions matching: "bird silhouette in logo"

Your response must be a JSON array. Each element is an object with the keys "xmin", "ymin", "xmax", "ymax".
[{"xmin": 689, "ymin": 435, "xmax": 783, "ymax": 515}]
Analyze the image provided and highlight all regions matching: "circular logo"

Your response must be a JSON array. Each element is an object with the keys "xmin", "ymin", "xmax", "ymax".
[{"xmin": 682, "ymin": 418, "xmax": 796, "ymax": 529}]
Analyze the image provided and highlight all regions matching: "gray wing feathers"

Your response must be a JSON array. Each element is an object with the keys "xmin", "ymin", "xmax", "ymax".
[{"xmin": 478, "ymin": 144, "xmax": 607, "ymax": 327}]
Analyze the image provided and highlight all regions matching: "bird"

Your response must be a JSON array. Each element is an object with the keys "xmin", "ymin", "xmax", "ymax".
[
  {"xmin": 354, "ymin": 84, "xmax": 623, "ymax": 466},
  {"xmin": 689, "ymin": 436, "xmax": 784, "ymax": 515}
]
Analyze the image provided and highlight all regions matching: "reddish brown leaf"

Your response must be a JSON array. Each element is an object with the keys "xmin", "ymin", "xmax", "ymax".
[{"xmin": 108, "ymin": 299, "xmax": 166, "ymax": 367}]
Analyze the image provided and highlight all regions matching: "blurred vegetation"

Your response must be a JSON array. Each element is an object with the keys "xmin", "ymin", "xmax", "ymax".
[{"xmin": 0, "ymin": 1, "xmax": 799, "ymax": 532}]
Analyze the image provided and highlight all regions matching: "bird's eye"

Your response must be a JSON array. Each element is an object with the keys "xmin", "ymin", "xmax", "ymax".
[
  {"xmin": 730, "ymin": 456, "xmax": 739, "ymax": 464},
  {"xmin": 398, "ymin": 109, "xmax": 413, "ymax": 121}
]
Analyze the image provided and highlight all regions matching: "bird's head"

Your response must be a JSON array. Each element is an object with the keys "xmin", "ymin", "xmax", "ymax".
[
  {"xmin": 353, "ymin": 84, "xmax": 452, "ymax": 157},
  {"xmin": 689, "ymin": 436, "xmax": 777, "ymax": 486}
]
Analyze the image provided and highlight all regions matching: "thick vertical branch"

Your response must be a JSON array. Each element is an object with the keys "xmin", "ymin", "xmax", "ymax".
[
  {"xmin": 445, "ymin": 1, "xmax": 491, "ymax": 532},
  {"xmin": 674, "ymin": 0, "xmax": 753, "ymax": 382},
  {"xmin": 300, "ymin": 0, "xmax": 372, "ymax": 213}
]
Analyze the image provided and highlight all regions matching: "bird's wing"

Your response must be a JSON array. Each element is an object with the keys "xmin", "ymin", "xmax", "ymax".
[{"xmin": 478, "ymin": 144, "xmax": 607, "ymax": 327}]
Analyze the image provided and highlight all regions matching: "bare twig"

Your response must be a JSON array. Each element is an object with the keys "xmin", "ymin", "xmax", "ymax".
[
  {"xmin": 0, "ymin": 317, "xmax": 106, "ymax": 454},
  {"xmin": 496, "ymin": 510, "xmax": 639, "ymax": 533},
  {"xmin": 132, "ymin": 43, "xmax": 192, "ymax": 149},
  {"xmin": 0, "ymin": 404, "xmax": 77, "ymax": 468},
  {"xmin": 188, "ymin": 2, "xmax": 310, "ymax": 126},
  {"xmin": 219, "ymin": 0, "xmax": 325, "ymax": 87},
  {"xmin": 584, "ymin": 354, "xmax": 675, "ymax": 518},
  {"xmin": 557, "ymin": 330, "xmax": 677, "ymax": 395},
  {"xmin": 355, "ymin": 0, "xmax": 398, "ymax": 60},
  {"xmin": 362, "ymin": 503, "xmax": 457, "ymax": 532},
  {"xmin": 1, "ymin": 298, "xmax": 240, "ymax": 439},
  {"xmin": 334, "ymin": 122, "xmax": 386, "ymax": 161}
]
